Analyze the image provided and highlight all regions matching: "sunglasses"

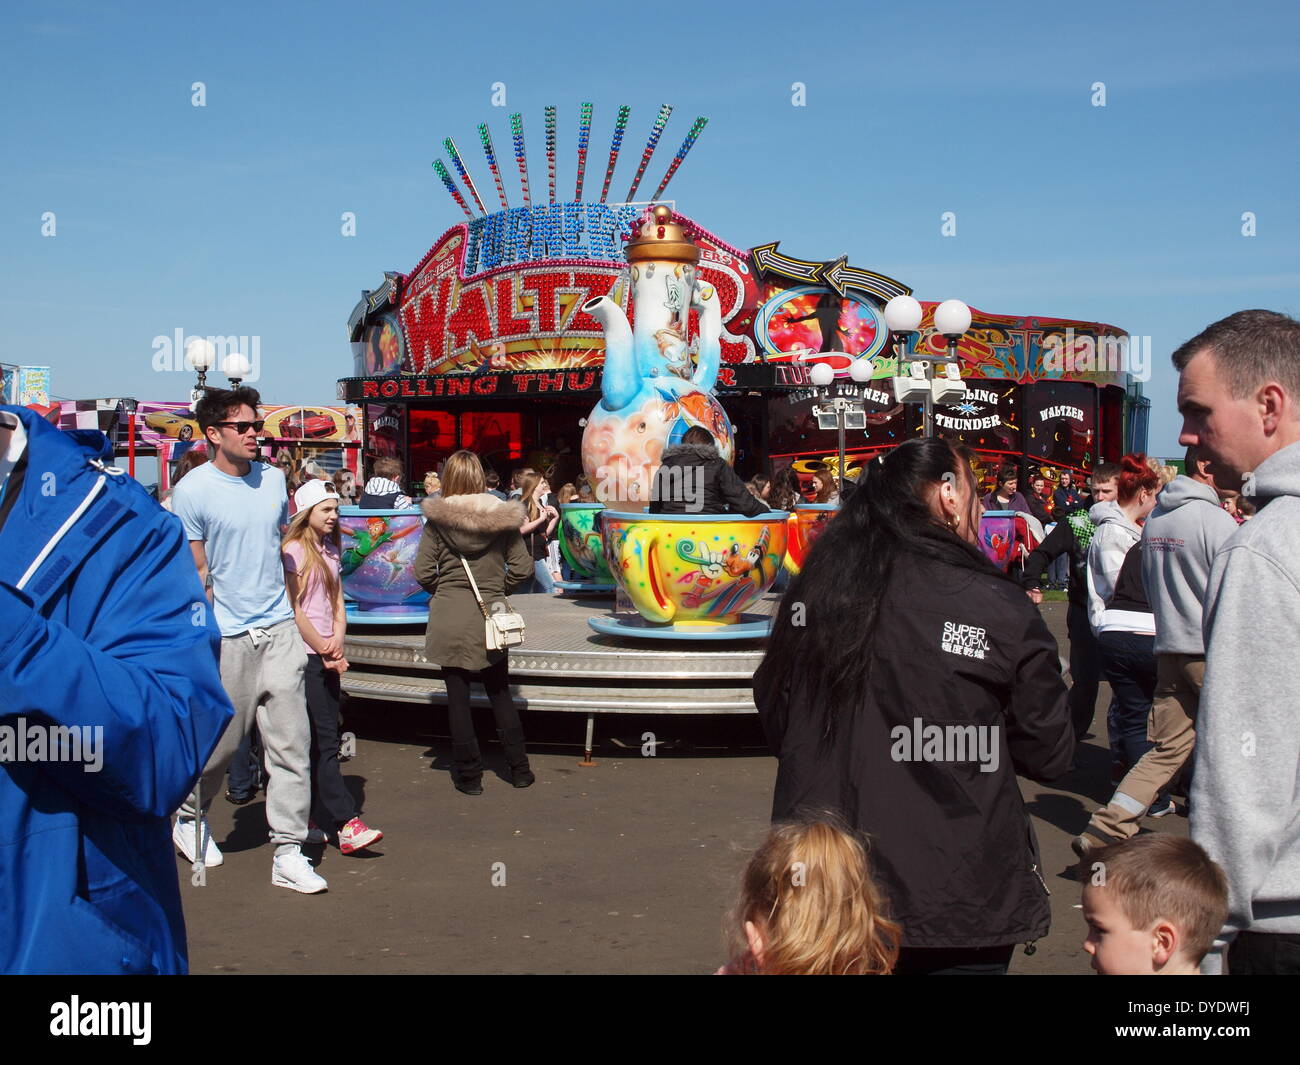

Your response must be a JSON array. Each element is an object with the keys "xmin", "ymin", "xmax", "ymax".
[{"xmin": 215, "ymin": 420, "xmax": 266, "ymax": 434}]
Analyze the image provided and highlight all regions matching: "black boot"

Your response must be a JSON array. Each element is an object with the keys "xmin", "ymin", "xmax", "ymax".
[
  {"xmin": 452, "ymin": 741, "xmax": 483, "ymax": 795},
  {"xmin": 497, "ymin": 727, "xmax": 535, "ymax": 788}
]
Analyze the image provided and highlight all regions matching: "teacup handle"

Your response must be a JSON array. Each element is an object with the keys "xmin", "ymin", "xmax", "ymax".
[{"xmin": 622, "ymin": 525, "xmax": 675, "ymax": 623}]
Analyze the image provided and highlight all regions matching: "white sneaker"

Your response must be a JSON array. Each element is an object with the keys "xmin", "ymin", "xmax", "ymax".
[
  {"xmin": 272, "ymin": 847, "xmax": 328, "ymax": 894},
  {"xmin": 174, "ymin": 816, "xmax": 224, "ymax": 867}
]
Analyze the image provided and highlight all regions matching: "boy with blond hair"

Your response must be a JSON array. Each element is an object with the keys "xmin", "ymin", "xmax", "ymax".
[{"xmin": 1081, "ymin": 835, "xmax": 1228, "ymax": 975}]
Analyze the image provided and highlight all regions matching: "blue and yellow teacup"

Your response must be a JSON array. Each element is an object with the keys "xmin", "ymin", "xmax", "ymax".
[
  {"xmin": 601, "ymin": 511, "xmax": 788, "ymax": 627},
  {"xmin": 557, "ymin": 503, "xmax": 614, "ymax": 584}
]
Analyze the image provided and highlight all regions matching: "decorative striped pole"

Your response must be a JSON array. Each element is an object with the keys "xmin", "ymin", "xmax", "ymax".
[
  {"xmin": 477, "ymin": 122, "xmax": 510, "ymax": 210},
  {"xmin": 625, "ymin": 104, "xmax": 673, "ymax": 202},
  {"xmin": 599, "ymin": 105, "xmax": 631, "ymax": 203},
  {"xmin": 509, "ymin": 113, "xmax": 531, "ymax": 207},
  {"xmin": 442, "ymin": 137, "xmax": 488, "ymax": 215},
  {"xmin": 651, "ymin": 116, "xmax": 708, "ymax": 201},
  {"xmin": 544, "ymin": 106, "xmax": 557, "ymax": 204},
  {"xmin": 433, "ymin": 159, "xmax": 475, "ymax": 220},
  {"xmin": 574, "ymin": 101, "xmax": 593, "ymax": 201}
]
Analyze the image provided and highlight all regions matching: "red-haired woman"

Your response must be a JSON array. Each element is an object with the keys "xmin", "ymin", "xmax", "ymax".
[{"xmin": 1085, "ymin": 454, "xmax": 1162, "ymax": 794}]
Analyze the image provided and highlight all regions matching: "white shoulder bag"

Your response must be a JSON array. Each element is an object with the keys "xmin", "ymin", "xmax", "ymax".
[{"xmin": 458, "ymin": 553, "xmax": 526, "ymax": 651}]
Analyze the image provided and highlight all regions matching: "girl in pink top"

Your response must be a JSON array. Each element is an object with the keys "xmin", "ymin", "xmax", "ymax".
[{"xmin": 283, "ymin": 479, "xmax": 384, "ymax": 855}]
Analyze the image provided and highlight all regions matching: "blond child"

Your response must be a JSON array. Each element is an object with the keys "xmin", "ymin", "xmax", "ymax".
[
  {"xmin": 1081, "ymin": 834, "xmax": 1228, "ymax": 974},
  {"xmin": 718, "ymin": 820, "xmax": 900, "ymax": 975},
  {"xmin": 283, "ymin": 479, "xmax": 384, "ymax": 854}
]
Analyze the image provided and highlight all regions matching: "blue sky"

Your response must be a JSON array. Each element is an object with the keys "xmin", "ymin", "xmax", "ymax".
[{"xmin": 2, "ymin": 0, "xmax": 1297, "ymax": 461}]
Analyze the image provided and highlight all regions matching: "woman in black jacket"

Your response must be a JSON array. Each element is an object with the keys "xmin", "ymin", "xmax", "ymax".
[{"xmin": 753, "ymin": 438, "xmax": 1073, "ymax": 974}]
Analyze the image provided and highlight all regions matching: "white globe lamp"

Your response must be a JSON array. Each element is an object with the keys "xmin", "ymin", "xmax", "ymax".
[{"xmin": 883, "ymin": 295, "xmax": 923, "ymax": 333}]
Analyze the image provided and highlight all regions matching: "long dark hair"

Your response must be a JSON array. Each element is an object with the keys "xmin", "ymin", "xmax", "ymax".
[
  {"xmin": 769, "ymin": 466, "xmax": 804, "ymax": 511},
  {"xmin": 755, "ymin": 438, "xmax": 1010, "ymax": 742}
]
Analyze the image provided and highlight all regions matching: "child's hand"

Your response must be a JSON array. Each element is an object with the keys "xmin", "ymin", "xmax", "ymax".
[
  {"xmin": 320, "ymin": 635, "xmax": 344, "ymax": 659},
  {"xmin": 324, "ymin": 655, "xmax": 349, "ymax": 674}
]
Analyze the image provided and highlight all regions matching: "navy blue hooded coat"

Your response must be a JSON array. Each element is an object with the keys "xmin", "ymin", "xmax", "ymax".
[{"xmin": 0, "ymin": 406, "xmax": 233, "ymax": 974}]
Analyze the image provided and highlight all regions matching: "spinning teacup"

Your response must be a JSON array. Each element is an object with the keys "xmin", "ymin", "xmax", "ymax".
[{"xmin": 601, "ymin": 511, "xmax": 788, "ymax": 627}]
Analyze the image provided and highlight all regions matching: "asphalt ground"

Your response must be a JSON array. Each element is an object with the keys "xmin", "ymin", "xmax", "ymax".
[{"xmin": 179, "ymin": 600, "xmax": 1188, "ymax": 975}]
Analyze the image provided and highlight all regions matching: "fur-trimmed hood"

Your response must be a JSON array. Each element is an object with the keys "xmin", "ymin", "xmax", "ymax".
[
  {"xmin": 660, "ymin": 442, "xmax": 720, "ymax": 465},
  {"xmin": 423, "ymin": 492, "xmax": 526, "ymax": 553}
]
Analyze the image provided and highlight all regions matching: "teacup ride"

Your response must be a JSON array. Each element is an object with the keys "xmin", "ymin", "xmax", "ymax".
[
  {"xmin": 339, "ymin": 507, "xmax": 429, "ymax": 625},
  {"xmin": 554, "ymin": 503, "xmax": 615, "ymax": 594},
  {"xmin": 588, "ymin": 510, "xmax": 789, "ymax": 641},
  {"xmin": 783, "ymin": 502, "xmax": 838, "ymax": 577}
]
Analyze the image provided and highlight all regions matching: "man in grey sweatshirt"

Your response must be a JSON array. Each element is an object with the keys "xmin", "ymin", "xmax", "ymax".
[
  {"xmin": 1073, "ymin": 445, "xmax": 1236, "ymax": 853},
  {"xmin": 1174, "ymin": 309, "xmax": 1300, "ymax": 975}
]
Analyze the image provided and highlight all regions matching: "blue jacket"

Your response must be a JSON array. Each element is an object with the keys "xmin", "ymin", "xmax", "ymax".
[{"xmin": 0, "ymin": 406, "xmax": 233, "ymax": 974}]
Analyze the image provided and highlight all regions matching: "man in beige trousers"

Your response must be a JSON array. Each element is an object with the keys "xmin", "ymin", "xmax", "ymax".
[{"xmin": 1073, "ymin": 444, "xmax": 1236, "ymax": 854}]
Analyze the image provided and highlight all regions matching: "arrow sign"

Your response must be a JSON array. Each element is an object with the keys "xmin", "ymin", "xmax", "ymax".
[
  {"xmin": 750, "ymin": 241, "xmax": 824, "ymax": 283},
  {"xmin": 752, "ymin": 242, "xmax": 912, "ymax": 300},
  {"xmin": 820, "ymin": 258, "xmax": 912, "ymax": 301}
]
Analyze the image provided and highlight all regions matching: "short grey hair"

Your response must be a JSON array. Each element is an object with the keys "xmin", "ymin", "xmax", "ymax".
[{"xmin": 1171, "ymin": 309, "xmax": 1300, "ymax": 401}]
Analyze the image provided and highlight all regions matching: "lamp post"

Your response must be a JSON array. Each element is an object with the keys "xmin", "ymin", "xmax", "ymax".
[
  {"xmin": 810, "ymin": 357, "xmax": 875, "ymax": 497},
  {"xmin": 886, "ymin": 296, "xmax": 971, "ymax": 439},
  {"xmin": 221, "ymin": 352, "xmax": 251, "ymax": 387},
  {"xmin": 184, "ymin": 338, "xmax": 216, "ymax": 407},
  {"xmin": 933, "ymin": 299, "xmax": 973, "ymax": 370},
  {"xmin": 122, "ymin": 397, "xmax": 138, "ymax": 479}
]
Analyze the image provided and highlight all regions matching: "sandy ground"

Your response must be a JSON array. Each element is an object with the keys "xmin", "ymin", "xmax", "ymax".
[{"xmin": 179, "ymin": 601, "xmax": 1186, "ymax": 974}]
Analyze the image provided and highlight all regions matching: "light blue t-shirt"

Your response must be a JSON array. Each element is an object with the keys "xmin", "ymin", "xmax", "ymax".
[{"xmin": 173, "ymin": 460, "xmax": 292, "ymax": 636}]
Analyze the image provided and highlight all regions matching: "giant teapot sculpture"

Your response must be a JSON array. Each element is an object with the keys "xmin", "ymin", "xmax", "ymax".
[{"xmin": 580, "ymin": 205, "xmax": 734, "ymax": 507}]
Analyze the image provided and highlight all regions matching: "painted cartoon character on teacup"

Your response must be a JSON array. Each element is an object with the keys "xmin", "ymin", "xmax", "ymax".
[{"xmin": 677, "ymin": 527, "xmax": 773, "ymax": 615}]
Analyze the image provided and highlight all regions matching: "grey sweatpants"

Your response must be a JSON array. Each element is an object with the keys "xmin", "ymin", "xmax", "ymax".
[{"xmin": 179, "ymin": 618, "xmax": 310, "ymax": 850}]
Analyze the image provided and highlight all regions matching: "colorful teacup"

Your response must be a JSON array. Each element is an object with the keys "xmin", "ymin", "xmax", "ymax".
[
  {"xmin": 557, "ymin": 503, "xmax": 614, "ymax": 584},
  {"xmin": 783, "ymin": 503, "xmax": 839, "ymax": 576},
  {"xmin": 339, "ymin": 508, "xmax": 429, "ymax": 613},
  {"xmin": 601, "ymin": 511, "xmax": 788, "ymax": 627}
]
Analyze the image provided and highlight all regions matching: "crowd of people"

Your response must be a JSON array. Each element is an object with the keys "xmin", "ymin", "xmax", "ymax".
[
  {"xmin": 1, "ymin": 308, "xmax": 1296, "ymax": 976},
  {"xmin": 746, "ymin": 308, "xmax": 1299, "ymax": 975}
]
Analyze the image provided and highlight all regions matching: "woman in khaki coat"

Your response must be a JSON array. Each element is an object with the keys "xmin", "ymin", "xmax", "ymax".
[{"xmin": 414, "ymin": 450, "xmax": 534, "ymax": 795}]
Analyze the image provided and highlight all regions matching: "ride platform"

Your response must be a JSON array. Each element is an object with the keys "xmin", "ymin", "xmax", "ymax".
[{"xmin": 341, "ymin": 592, "xmax": 775, "ymax": 759}]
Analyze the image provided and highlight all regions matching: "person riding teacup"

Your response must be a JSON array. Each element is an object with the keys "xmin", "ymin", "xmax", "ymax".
[{"xmin": 649, "ymin": 426, "xmax": 767, "ymax": 517}]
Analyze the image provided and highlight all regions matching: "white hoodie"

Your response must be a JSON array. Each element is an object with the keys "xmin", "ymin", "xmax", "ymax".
[{"xmin": 1084, "ymin": 500, "xmax": 1147, "ymax": 634}]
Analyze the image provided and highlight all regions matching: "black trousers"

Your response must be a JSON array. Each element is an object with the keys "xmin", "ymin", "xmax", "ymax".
[
  {"xmin": 1066, "ymin": 602, "xmax": 1102, "ymax": 739},
  {"xmin": 893, "ymin": 944, "xmax": 1016, "ymax": 975},
  {"xmin": 444, "ymin": 656, "xmax": 523, "ymax": 751},
  {"xmin": 305, "ymin": 654, "xmax": 357, "ymax": 829},
  {"xmin": 1228, "ymin": 931, "xmax": 1300, "ymax": 975}
]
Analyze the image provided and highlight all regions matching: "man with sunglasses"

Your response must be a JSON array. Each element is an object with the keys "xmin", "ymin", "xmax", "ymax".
[{"xmin": 171, "ymin": 387, "xmax": 325, "ymax": 893}]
